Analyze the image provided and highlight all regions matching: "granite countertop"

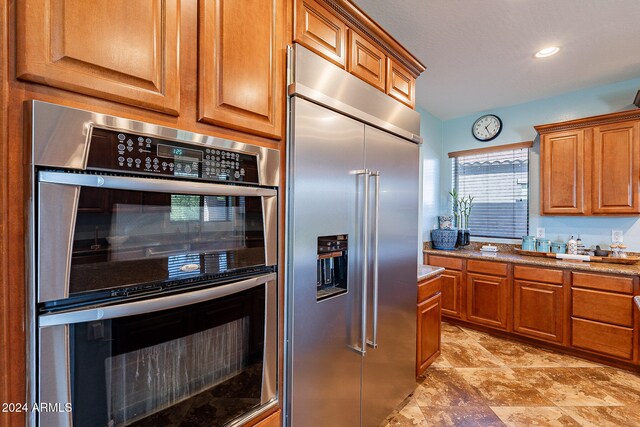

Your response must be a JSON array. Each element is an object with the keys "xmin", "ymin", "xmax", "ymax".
[
  {"xmin": 418, "ymin": 265, "xmax": 445, "ymax": 281},
  {"xmin": 423, "ymin": 247, "xmax": 640, "ymax": 276}
]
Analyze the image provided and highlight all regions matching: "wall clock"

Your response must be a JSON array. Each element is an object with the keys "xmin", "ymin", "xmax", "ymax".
[{"xmin": 472, "ymin": 114, "xmax": 502, "ymax": 141}]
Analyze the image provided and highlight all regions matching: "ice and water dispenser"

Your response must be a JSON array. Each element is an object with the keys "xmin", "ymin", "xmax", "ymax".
[{"xmin": 316, "ymin": 235, "xmax": 348, "ymax": 301}]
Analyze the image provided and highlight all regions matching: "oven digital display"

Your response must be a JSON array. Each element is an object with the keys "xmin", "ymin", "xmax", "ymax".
[{"xmin": 157, "ymin": 144, "xmax": 203, "ymax": 162}]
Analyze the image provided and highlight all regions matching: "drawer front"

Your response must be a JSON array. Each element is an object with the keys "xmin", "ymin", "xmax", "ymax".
[
  {"xmin": 418, "ymin": 275, "xmax": 442, "ymax": 303},
  {"xmin": 427, "ymin": 255, "xmax": 463, "ymax": 271},
  {"xmin": 572, "ymin": 272, "xmax": 633, "ymax": 294},
  {"xmin": 572, "ymin": 288, "xmax": 633, "ymax": 327},
  {"xmin": 467, "ymin": 259, "xmax": 508, "ymax": 276},
  {"xmin": 571, "ymin": 317, "xmax": 633, "ymax": 360},
  {"xmin": 514, "ymin": 265, "xmax": 564, "ymax": 285}
]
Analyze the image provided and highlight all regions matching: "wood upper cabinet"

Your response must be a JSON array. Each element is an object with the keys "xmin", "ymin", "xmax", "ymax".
[
  {"xmin": 466, "ymin": 273, "xmax": 508, "ymax": 330},
  {"xmin": 540, "ymin": 129, "xmax": 588, "ymax": 215},
  {"xmin": 199, "ymin": 0, "xmax": 285, "ymax": 140},
  {"xmin": 386, "ymin": 58, "xmax": 415, "ymax": 108},
  {"xmin": 536, "ymin": 110, "xmax": 640, "ymax": 216},
  {"xmin": 17, "ymin": 0, "xmax": 180, "ymax": 115},
  {"xmin": 347, "ymin": 30, "xmax": 386, "ymax": 92},
  {"xmin": 591, "ymin": 120, "xmax": 640, "ymax": 214},
  {"xmin": 417, "ymin": 275, "xmax": 442, "ymax": 375},
  {"xmin": 295, "ymin": 0, "xmax": 347, "ymax": 68}
]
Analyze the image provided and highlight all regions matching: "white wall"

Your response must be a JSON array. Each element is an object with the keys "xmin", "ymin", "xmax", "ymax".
[{"xmin": 419, "ymin": 76, "xmax": 640, "ymax": 250}]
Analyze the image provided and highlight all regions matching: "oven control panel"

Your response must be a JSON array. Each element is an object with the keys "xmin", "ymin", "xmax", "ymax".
[{"xmin": 86, "ymin": 128, "xmax": 259, "ymax": 184}]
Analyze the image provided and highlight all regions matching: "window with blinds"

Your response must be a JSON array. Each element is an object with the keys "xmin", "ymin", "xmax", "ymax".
[{"xmin": 451, "ymin": 146, "xmax": 529, "ymax": 239}]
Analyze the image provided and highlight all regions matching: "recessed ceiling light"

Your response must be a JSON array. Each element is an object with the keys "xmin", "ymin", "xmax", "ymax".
[{"xmin": 535, "ymin": 46, "xmax": 560, "ymax": 58}]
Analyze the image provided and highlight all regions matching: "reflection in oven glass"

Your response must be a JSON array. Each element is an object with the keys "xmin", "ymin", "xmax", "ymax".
[
  {"xmin": 68, "ymin": 188, "xmax": 267, "ymax": 297},
  {"xmin": 71, "ymin": 285, "xmax": 266, "ymax": 427},
  {"xmin": 107, "ymin": 317, "xmax": 249, "ymax": 425}
]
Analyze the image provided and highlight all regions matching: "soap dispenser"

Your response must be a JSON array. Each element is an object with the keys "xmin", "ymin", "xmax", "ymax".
[{"xmin": 567, "ymin": 236, "xmax": 577, "ymax": 255}]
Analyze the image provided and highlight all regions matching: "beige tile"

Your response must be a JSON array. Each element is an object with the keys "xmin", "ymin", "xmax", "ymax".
[
  {"xmin": 429, "ymin": 354, "xmax": 453, "ymax": 369},
  {"xmin": 477, "ymin": 337, "xmax": 564, "ymax": 368},
  {"xmin": 457, "ymin": 368, "xmax": 554, "ymax": 407},
  {"xmin": 560, "ymin": 406, "xmax": 640, "ymax": 427},
  {"xmin": 532, "ymin": 348, "xmax": 603, "ymax": 368},
  {"xmin": 576, "ymin": 367, "xmax": 640, "ymax": 405},
  {"xmin": 414, "ymin": 369, "xmax": 486, "ymax": 407},
  {"xmin": 512, "ymin": 368, "xmax": 622, "ymax": 407},
  {"xmin": 441, "ymin": 341, "xmax": 505, "ymax": 368},
  {"xmin": 385, "ymin": 398, "xmax": 429, "ymax": 426},
  {"xmin": 441, "ymin": 322, "xmax": 475, "ymax": 343},
  {"xmin": 419, "ymin": 406, "xmax": 505, "ymax": 427},
  {"xmin": 491, "ymin": 406, "xmax": 581, "ymax": 427}
]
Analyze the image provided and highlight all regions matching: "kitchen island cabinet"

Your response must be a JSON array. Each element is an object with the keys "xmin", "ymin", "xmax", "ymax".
[
  {"xmin": 417, "ymin": 267, "xmax": 444, "ymax": 375},
  {"xmin": 424, "ymin": 249, "xmax": 640, "ymax": 369}
]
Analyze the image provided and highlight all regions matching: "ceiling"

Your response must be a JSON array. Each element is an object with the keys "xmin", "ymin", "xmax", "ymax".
[{"xmin": 354, "ymin": 0, "xmax": 640, "ymax": 119}]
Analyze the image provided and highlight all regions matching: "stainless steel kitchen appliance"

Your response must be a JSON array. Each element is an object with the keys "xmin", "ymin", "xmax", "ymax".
[
  {"xmin": 285, "ymin": 45, "xmax": 421, "ymax": 426},
  {"xmin": 26, "ymin": 101, "xmax": 279, "ymax": 427}
]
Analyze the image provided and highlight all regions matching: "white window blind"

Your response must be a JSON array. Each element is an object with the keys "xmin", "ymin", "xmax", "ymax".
[{"xmin": 452, "ymin": 147, "xmax": 529, "ymax": 239}]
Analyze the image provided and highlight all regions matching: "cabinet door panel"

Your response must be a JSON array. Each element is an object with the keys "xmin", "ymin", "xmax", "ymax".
[
  {"xmin": 386, "ymin": 58, "xmax": 415, "ymax": 108},
  {"xmin": 541, "ymin": 129, "xmax": 587, "ymax": 214},
  {"xmin": 592, "ymin": 121, "xmax": 640, "ymax": 214},
  {"xmin": 295, "ymin": 0, "xmax": 346, "ymax": 68},
  {"xmin": 514, "ymin": 280, "xmax": 563, "ymax": 343},
  {"xmin": 572, "ymin": 317, "xmax": 633, "ymax": 360},
  {"xmin": 199, "ymin": 0, "xmax": 284, "ymax": 139},
  {"xmin": 466, "ymin": 273, "xmax": 508, "ymax": 330},
  {"xmin": 440, "ymin": 270, "xmax": 463, "ymax": 319},
  {"xmin": 417, "ymin": 293, "xmax": 441, "ymax": 375},
  {"xmin": 572, "ymin": 288, "xmax": 633, "ymax": 327},
  {"xmin": 17, "ymin": 0, "xmax": 180, "ymax": 114},
  {"xmin": 348, "ymin": 30, "xmax": 386, "ymax": 91}
]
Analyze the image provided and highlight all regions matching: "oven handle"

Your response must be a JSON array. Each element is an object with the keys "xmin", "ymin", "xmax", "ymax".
[
  {"xmin": 38, "ymin": 171, "xmax": 277, "ymax": 197},
  {"xmin": 39, "ymin": 272, "xmax": 277, "ymax": 327}
]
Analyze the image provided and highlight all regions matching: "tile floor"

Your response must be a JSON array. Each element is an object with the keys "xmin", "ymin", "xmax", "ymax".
[{"xmin": 384, "ymin": 321, "xmax": 640, "ymax": 426}]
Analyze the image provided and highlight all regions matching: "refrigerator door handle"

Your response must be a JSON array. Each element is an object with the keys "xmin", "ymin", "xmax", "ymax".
[
  {"xmin": 367, "ymin": 171, "xmax": 380, "ymax": 349},
  {"xmin": 350, "ymin": 169, "xmax": 371, "ymax": 356}
]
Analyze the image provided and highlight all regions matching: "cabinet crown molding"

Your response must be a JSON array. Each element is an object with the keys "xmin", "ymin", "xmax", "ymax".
[
  {"xmin": 320, "ymin": 0, "xmax": 426, "ymax": 77},
  {"xmin": 535, "ymin": 109, "xmax": 640, "ymax": 134}
]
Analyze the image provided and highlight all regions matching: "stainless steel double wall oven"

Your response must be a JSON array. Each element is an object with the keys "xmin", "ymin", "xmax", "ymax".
[{"xmin": 26, "ymin": 101, "xmax": 279, "ymax": 427}]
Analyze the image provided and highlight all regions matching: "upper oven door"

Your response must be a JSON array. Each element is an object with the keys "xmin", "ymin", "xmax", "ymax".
[{"xmin": 37, "ymin": 171, "xmax": 277, "ymax": 303}]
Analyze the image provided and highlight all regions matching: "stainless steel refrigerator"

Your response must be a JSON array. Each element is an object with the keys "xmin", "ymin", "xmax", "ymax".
[{"xmin": 285, "ymin": 45, "xmax": 421, "ymax": 426}]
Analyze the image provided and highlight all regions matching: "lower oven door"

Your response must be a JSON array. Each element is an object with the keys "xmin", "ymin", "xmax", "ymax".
[{"xmin": 37, "ymin": 273, "xmax": 277, "ymax": 427}]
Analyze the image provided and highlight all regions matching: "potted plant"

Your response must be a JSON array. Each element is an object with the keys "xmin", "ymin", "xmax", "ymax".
[{"xmin": 449, "ymin": 189, "xmax": 474, "ymax": 246}]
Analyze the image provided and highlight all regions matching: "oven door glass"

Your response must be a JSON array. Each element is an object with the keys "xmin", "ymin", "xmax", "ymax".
[
  {"xmin": 38, "ymin": 276, "xmax": 277, "ymax": 427},
  {"xmin": 68, "ymin": 186, "xmax": 266, "ymax": 297}
]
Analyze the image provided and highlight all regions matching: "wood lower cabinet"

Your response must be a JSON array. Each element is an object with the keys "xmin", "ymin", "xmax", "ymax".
[
  {"xmin": 514, "ymin": 280, "xmax": 563, "ymax": 343},
  {"xmin": 426, "ymin": 256, "xmax": 463, "ymax": 319},
  {"xmin": 417, "ymin": 275, "xmax": 442, "ymax": 375},
  {"xmin": 536, "ymin": 110, "xmax": 640, "ymax": 216},
  {"xmin": 198, "ymin": 0, "xmax": 285, "ymax": 139},
  {"xmin": 439, "ymin": 269, "xmax": 463, "ymax": 319},
  {"xmin": 466, "ymin": 273, "xmax": 508, "ymax": 330},
  {"xmin": 17, "ymin": 0, "xmax": 181, "ymax": 115},
  {"xmin": 571, "ymin": 271, "xmax": 636, "ymax": 361},
  {"xmin": 425, "ymin": 252, "xmax": 640, "ymax": 367}
]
